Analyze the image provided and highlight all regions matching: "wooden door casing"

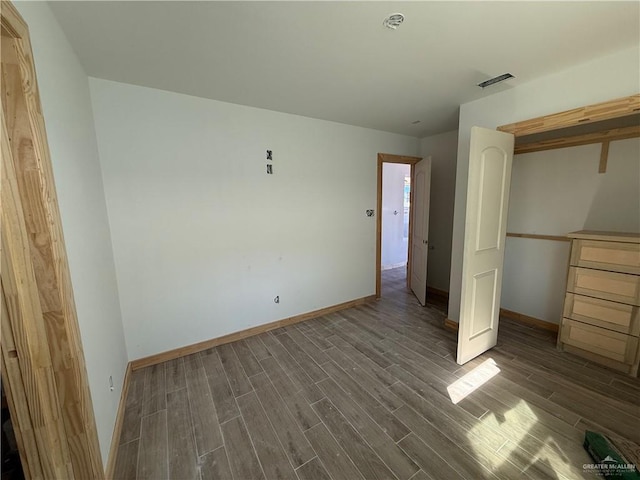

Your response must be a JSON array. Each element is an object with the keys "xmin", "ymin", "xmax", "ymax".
[{"xmin": 1, "ymin": 1, "xmax": 103, "ymax": 478}]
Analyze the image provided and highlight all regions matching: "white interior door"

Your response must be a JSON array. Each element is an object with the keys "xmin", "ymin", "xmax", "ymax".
[
  {"xmin": 456, "ymin": 127, "xmax": 514, "ymax": 365},
  {"xmin": 410, "ymin": 157, "xmax": 431, "ymax": 305}
]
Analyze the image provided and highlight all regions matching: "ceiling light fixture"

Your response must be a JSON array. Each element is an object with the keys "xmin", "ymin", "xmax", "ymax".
[
  {"xmin": 383, "ymin": 13, "xmax": 404, "ymax": 30},
  {"xmin": 477, "ymin": 73, "xmax": 515, "ymax": 88}
]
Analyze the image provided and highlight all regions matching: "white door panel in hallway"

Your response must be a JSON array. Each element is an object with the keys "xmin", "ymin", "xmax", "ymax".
[{"xmin": 410, "ymin": 157, "xmax": 432, "ymax": 306}]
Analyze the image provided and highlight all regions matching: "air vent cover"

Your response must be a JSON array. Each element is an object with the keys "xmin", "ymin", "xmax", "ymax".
[{"xmin": 477, "ymin": 73, "xmax": 514, "ymax": 88}]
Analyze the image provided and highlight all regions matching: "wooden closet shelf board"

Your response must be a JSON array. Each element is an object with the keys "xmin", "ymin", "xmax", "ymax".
[{"xmin": 498, "ymin": 94, "xmax": 640, "ymax": 137}]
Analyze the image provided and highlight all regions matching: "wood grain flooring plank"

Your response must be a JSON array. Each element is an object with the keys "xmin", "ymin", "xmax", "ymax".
[
  {"xmin": 199, "ymin": 446, "xmax": 232, "ymax": 480},
  {"xmin": 384, "ymin": 346, "xmax": 488, "ymax": 419},
  {"xmin": 352, "ymin": 307, "xmax": 453, "ymax": 360},
  {"xmin": 220, "ymin": 415, "xmax": 265, "ymax": 480},
  {"xmin": 388, "ymin": 372, "xmax": 506, "ymax": 452},
  {"xmin": 119, "ymin": 368, "xmax": 145, "ymax": 444},
  {"xmin": 232, "ymin": 339, "xmax": 263, "ymax": 377},
  {"xmin": 200, "ymin": 348, "xmax": 240, "ymax": 424},
  {"xmin": 237, "ymin": 391, "xmax": 297, "ymax": 480},
  {"xmin": 142, "ymin": 363, "xmax": 167, "ymax": 416},
  {"xmin": 391, "ymin": 381, "xmax": 574, "ymax": 480},
  {"xmin": 327, "ymin": 334, "xmax": 398, "ymax": 387},
  {"xmin": 296, "ymin": 323, "xmax": 333, "ymax": 350},
  {"xmin": 321, "ymin": 360, "xmax": 410, "ymax": 442},
  {"xmin": 184, "ymin": 353, "xmax": 223, "ymax": 456},
  {"xmin": 339, "ymin": 309, "xmax": 389, "ymax": 341},
  {"xmin": 324, "ymin": 347, "xmax": 403, "ymax": 411},
  {"xmin": 329, "ymin": 327, "xmax": 392, "ymax": 368},
  {"xmin": 465, "ymin": 389, "xmax": 590, "ymax": 477},
  {"xmin": 164, "ymin": 357, "xmax": 186, "ymax": 393},
  {"xmin": 113, "ymin": 440, "xmax": 138, "ymax": 480},
  {"xmin": 166, "ymin": 388, "xmax": 198, "ymax": 480},
  {"xmin": 249, "ymin": 371, "xmax": 316, "ymax": 467},
  {"xmin": 312, "ymin": 398, "xmax": 396, "ymax": 480},
  {"xmin": 260, "ymin": 332, "xmax": 324, "ymax": 402},
  {"xmin": 284, "ymin": 325, "xmax": 330, "ymax": 365},
  {"xmin": 276, "ymin": 332, "xmax": 328, "ymax": 382},
  {"xmin": 464, "ymin": 374, "xmax": 583, "ymax": 443},
  {"xmin": 333, "ymin": 317, "xmax": 389, "ymax": 356},
  {"xmin": 259, "ymin": 356, "xmax": 320, "ymax": 431},
  {"xmin": 217, "ymin": 343, "xmax": 254, "ymax": 397},
  {"xmin": 547, "ymin": 388, "xmax": 640, "ymax": 443},
  {"xmin": 397, "ymin": 433, "xmax": 465, "ymax": 480},
  {"xmin": 137, "ymin": 410, "xmax": 168, "ymax": 480},
  {"xmin": 609, "ymin": 376, "xmax": 640, "ymax": 393},
  {"xmin": 527, "ymin": 366, "xmax": 640, "ymax": 418},
  {"xmin": 295, "ymin": 457, "xmax": 332, "ymax": 480},
  {"xmin": 244, "ymin": 334, "xmax": 273, "ymax": 361},
  {"xmin": 489, "ymin": 374, "xmax": 581, "ymax": 427},
  {"xmin": 304, "ymin": 423, "xmax": 365, "ymax": 480},
  {"xmin": 316, "ymin": 377, "xmax": 419, "ymax": 480},
  {"xmin": 487, "ymin": 349, "xmax": 555, "ymax": 398},
  {"xmin": 393, "ymin": 405, "xmax": 499, "ymax": 480},
  {"xmin": 303, "ymin": 319, "xmax": 335, "ymax": 340},
  {"xmin": 383, "ymin": 334, "xmax": 456, "ymax": 372},
  {"xmin": 494, "ymin": 440, "xmax": 575, "ymax": 480},
  {"xmin": 408, "ymin": 471, "xmax": 434, "ymax": 480}
]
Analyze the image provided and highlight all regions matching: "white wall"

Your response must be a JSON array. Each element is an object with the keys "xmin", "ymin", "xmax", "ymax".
[
  {"xmin": 382, "ymin": 163, "xmax": 410, "ymax": 269},
  {"xmin": 449, "ymin": 45, "xmax": 640, "ymax": 322},
  {"xmin": 14, "ymin": 2, "xmax": 128, "ymax": 464},
  {"xmin": 503, "ymin": 138, "xmax": 640, "ymax": 323},
  {"xmin": 89, "ymin": 78, "xmax": 418, "ymax": 360},
  {"xmin": 420, "ymin": 130, "xmax": 458, "ymax": 292}
]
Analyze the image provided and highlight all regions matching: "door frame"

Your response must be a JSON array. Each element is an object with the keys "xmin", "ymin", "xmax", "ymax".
[
  {"xmin": 376, "ymin": 153, "xmax": 422, "ymax": 298},
  {"xmin": 1, "ymin": 1, "xmax": 103, "ymax": 478}
]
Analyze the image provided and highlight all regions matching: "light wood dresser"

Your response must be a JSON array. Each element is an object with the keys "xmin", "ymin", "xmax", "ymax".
[{"xmin": 558, "ymin": 230, "xmax": 640, "ymax": 376}]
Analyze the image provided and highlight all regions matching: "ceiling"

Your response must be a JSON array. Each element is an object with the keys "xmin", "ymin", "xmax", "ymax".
[{"xmin": 50, "ymin": 1, "xmax": 639, "ymax": 137}]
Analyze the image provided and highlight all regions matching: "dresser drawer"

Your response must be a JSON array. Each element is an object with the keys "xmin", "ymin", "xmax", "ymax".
[
  {"xmin": 564, "ymin": 293, "xmax": 640, "ymax": 335},
  {"xmin": 560, "ymin": 318, "xmax": 639, "ymax": 364},
  {"xmin": 570, "ymin": 239, "xmax": 640, "ymax": 275},
  {"xmin": 567, "ymin": 267, "xmax": 640, "ymax": 306}
]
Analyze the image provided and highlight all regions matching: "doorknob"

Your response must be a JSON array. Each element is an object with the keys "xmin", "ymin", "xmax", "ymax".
[
  {"xmin": 423, "ymin": 240, "xmax": 428, "ymax": 244},
  {"xmin": 393, "ymin": 210, "xmax": 399, "ymax": 215}
]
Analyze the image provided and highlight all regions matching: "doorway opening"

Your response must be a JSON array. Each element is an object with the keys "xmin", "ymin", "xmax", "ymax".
[
  {"xmin": 375, "ymin": 153, "xmax": 426, "ymax": 302},
  {"xmin": 380, "ymin": 163, "xmax": 411, "ymax": 295}
]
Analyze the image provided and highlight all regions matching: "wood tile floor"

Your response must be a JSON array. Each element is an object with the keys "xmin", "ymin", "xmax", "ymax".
[{"xmin": 113, "ymin": 268, "xmax": 640, "ymax": 480}]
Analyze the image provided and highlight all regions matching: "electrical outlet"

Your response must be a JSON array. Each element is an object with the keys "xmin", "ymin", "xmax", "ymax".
[
  {"xmin": 366, "ymin": 209, "xmax": 375, "ymax": 217},
  {"xmin": 267, "ymin": 164, "xmax": 273, "ymax": 174},
  {"xmin": 274, "ymin": 295, "xmax": 280, "ymax": 304},
  {"xmin": 109, "ymin": 375, "xmax": 114, "ymax": 392},
  {"xmin": 266, "ymin": 150, "xmax": 273, "ymax": 160}
]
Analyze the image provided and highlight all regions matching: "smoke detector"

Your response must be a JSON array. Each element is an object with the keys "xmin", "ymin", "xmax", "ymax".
[{"xmin": 383, "ymin": 13, "xmax": 404, "ymax": 30}]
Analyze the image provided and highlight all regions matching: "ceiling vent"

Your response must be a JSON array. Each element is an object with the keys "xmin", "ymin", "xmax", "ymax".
[
  {"xmin": 477, "ymin": 73, "xmax": 514, "ymax": 88},
  {"xmin": 383, "ymin": 13, "xmax": 404, "ymax": 30}
]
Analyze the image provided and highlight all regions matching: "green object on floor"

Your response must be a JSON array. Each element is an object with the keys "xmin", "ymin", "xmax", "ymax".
[{"xmin": 583, "ymin": 431, "xmax": 640, "ymax": 479}]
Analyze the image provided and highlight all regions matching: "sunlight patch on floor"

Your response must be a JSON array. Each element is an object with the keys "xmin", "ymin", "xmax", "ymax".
[
  {"xmin": 469, "ymin": 399, "xmax": 580, "ymax": 478},
  {"xmin": 447, "ymin": 358, "xmax": 500, "ymax": 404}
]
